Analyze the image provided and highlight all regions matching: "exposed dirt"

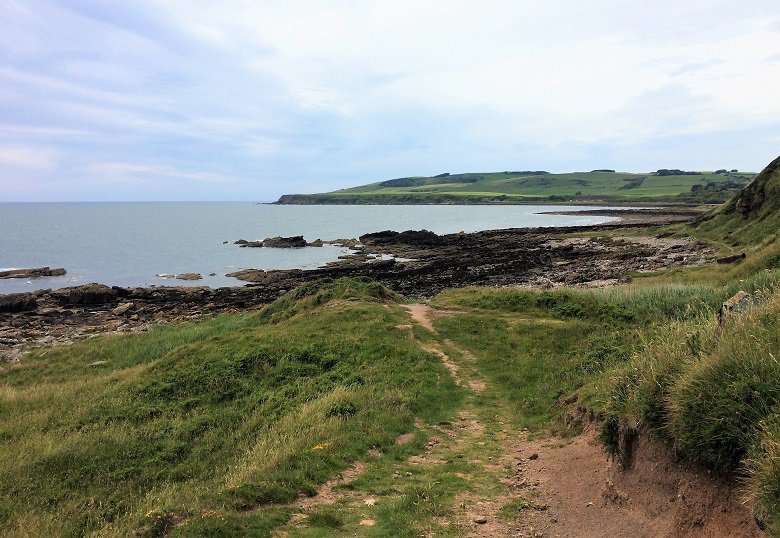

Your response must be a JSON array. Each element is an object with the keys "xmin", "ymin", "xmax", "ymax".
[
  {"xmin": 402, "ymin": 304, "xmax": 766, "ymax": 538},
  {"xmin": 292, "ymin": 462, "xmax": 367, "ymax": 509},
  {"xmin": 505, "ymin": 425, "xmax": 767, "ymax": 538},
  {"xmin": 403, "ymin": 303, "xmax": 436, "ymax": 332}
]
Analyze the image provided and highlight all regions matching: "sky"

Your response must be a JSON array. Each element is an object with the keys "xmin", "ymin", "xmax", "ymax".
[{"xmin": 1, "ymin": 1, "xmax": 779, "ymax": 201}]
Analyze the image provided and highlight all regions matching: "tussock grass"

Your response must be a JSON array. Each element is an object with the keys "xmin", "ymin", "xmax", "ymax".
[
  {"xmin": 745, "ymin": 412, "xmax": 780, "ymax": 534},
  {"xmin": 591, "ymin": 286, "xmax": 780, "ymax": 529}
]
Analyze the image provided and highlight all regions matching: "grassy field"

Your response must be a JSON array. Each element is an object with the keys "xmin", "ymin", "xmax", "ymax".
[{"xmin": 276, "ymin": 169, "xmax": 756, "ymax": 205}]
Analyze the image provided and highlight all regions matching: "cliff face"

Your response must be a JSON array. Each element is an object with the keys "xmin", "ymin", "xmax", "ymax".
[
  {"xmin": 695, "ymin": 155, "xmax": 780, "ymax": 245},
  {"xmin": 725, "ymin": 155, "xmax": 780, "ymax": 219}
]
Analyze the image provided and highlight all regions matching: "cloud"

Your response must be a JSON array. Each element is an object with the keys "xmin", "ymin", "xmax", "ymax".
[
  {"xmin": 0, "ymin": 145, "xmax": 58, "ymax": 169},
  {"xmin": 89, "ymin": 162, "xmax": 230, "ymax": 185},
  {"xmin": 1, "ymin": 0, "xmax": 779, "ymax": 200}
]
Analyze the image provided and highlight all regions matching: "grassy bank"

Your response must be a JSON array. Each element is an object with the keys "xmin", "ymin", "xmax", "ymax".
[{"xmin": 0, "ymin": 278, "xmax": 462, "ymax": 536}]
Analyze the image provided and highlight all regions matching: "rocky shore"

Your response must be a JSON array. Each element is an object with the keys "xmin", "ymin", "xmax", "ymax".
[{"xmin": 0, "ymin": 211, "xmax": 713, "ymax": 362}]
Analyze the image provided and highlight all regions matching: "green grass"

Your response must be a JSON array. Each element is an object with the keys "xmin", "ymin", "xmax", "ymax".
[
  {"xmin": 276, "ymin": 169, "xmax": 755, "ymax": 205},
  {"xmin": 6, "ymin": 168, "xmax": 780, "ymax": 536},
  {"xmin": 0, "ymin": 278, "xmax": 462, "ymax": 536}
]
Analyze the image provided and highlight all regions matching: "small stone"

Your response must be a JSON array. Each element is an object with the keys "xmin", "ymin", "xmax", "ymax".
[
  {"xmin": 474, "ymin": 517, "xmax": 488, "ymax": 524},
  {"xmin": 112, "ymin": 302, "xmax": 134, "ymax": 316},
  {"xmin": 529, "ymin": 453, "xmax": 539, "ymax": 460}
]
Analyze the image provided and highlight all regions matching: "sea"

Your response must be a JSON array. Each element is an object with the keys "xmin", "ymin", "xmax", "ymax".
[{"xmin": 0, "ymin": 203, "xmax": 621, "ymax": 294}]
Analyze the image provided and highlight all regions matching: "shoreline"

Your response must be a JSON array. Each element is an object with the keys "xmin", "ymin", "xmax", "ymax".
[{"xmin": 0, "ymin": 208, "xmax": 705, "ymax": 362}]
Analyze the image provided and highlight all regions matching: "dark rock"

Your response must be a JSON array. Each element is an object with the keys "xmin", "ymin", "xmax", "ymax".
[
  {"xmin": 0, "ymin": 293, "xmax": 38, "ymax": 313},
  {"xmin": 308, "ymin": 239, "xmax": 324, "ymax": 247},
  {"xmin": 360, "ymin": 229, "xmax": 443, "ymax": 247},
  {"xmin": 262, "ymin": 236, "xmax": 307, "ymax": 248},
  {"xmin": 0, "ymin": 267, "xmax": 66, "ymax": 279},
  {"xmin": 716, "ymin": 252, "xmax": 746, "ymax": 264},
  {"xmin": 238, "ymin": 241, "xmax": 264, "ymax": 248},
  {"xmin": 51, "ymin": 284, "xmax": 116, "ymax": 305}
]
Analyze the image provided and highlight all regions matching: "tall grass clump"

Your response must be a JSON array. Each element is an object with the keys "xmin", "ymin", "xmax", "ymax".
[
  {"xmin": 594, "ymin": 288, "xmax": 780, "ymax": 526},
  {"xmin": 745, "ymin": 410, "xmax": 780, "ymax": 534},
  {"xmin": 258, "ymin": 276, "xmax": 401, "ymax": 322},
  {"xmin": 597, "ymin": 318, "xmax": 718, "ymax": 458},
  {"xmin": 667, "ymin": 294, "xmax": 780, "ymax": 471}
]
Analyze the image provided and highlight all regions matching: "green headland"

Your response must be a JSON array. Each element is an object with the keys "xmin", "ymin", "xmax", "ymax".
[{"xmin": 276, "ymin": 168, "xmax": 756, "ymax": 205}]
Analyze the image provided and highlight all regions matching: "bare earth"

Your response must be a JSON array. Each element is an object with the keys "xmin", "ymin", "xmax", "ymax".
[
  {"xmin": 405, "ymin": 304, "xmax": 765, "ymax": 538},
  {"xmin": 277, "ymin": 303, "xmax": 765, "ymax": 537}
]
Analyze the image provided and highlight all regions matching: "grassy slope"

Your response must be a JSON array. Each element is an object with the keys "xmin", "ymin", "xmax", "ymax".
[
  {"xmin": 276, "ymin": 170, "xmax": 755, "ymax": 205},
  {"xmin": 691, "ymin": 155, "xmax": 780, "ymax": 248},
  {"xmin": 0, "ymin": 278, "xmax": 463, "ymax": 537}
]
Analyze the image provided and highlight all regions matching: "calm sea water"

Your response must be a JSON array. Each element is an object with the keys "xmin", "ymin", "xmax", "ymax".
[{"xmin": 0, "ymin": 203, "xmax": 619, "ymax": 293}]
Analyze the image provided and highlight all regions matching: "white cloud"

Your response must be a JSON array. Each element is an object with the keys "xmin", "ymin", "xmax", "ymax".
[
  {"xmin": 89, "ymin": 162, "xmax": 230, "ymax": 185},
  {"xmin": 153, "ymin": 0, "xmax": 780, "ymax": 142},
  {"xmin": 0, "ymin": 145, "xmax": 58, "ymax": 169},
  {"xmin": 1, "ymin": 1, "xmax": 779, "ymax": 200}
]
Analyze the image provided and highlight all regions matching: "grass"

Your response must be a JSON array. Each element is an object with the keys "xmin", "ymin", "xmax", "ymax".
[
  {"xmin": 5, "ymin": 176, "xmax": 780, "ymax": 535},
  {"xmin": 0, "ymin": 278, "xmax": 462, "ymax": 536},
  {"xmin": 275, "ymin": 169, "xmax": 755, "ymax": 205},
  {"xmin": 583, "ymin": 268, "xmax": 780, "ymax": 530}
]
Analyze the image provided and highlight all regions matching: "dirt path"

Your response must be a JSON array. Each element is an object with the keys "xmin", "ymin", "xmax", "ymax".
[
  {"xmin": 401, "ymin": 303, "xmax": 766, "ymax": 538},
  {"xmin": 402, "ymin": 303, "xmax": 437, "ymax": 332},
  {"xmin": 274, "ymin": 304, "xmax": 766, "ymax": 537}
]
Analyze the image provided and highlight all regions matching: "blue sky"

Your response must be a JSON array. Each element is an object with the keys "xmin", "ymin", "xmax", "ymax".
[{"xmin": 1, "ymin": 0, "xmax": 779, "ymax": 201}]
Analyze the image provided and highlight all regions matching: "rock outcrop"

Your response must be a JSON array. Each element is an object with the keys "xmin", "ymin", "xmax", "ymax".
[
  {"xmin": 0, "ymin": 267, "xmax": 66, "ymax": 279},
  {"xmin": 51, "ymin": 284, "xmax": 116, "ymax": 305},
  {"xmin": 0, "ymin": 293, "xmax": 38, "ymax": 313},
  {"xmin": 262, "ymin": 236, "xmax": 308, "ymax": 248},
  {"xmin": 175, "ymin": 273, "xmax": 203, "ymax": 281}
]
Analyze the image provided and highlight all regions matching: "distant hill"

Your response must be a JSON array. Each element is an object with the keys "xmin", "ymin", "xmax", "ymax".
[
  {"xmin": 693, "ymin": 156, "xmax": 780, "ymax": 246},
  {"xmin": 276, "ymin": 168, "xmax": 755, "ymax": 205}
]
